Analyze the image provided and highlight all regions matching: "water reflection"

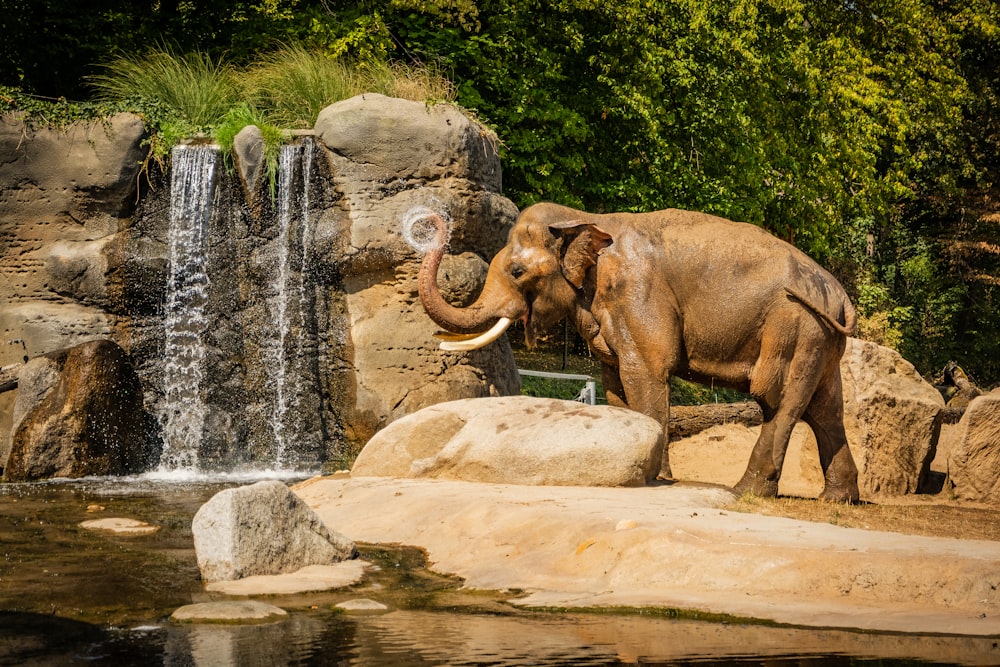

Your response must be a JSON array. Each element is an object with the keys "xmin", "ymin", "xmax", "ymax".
[{"xmin": 0, "ymin": 478, "xmax": 996, "ymax": 666}]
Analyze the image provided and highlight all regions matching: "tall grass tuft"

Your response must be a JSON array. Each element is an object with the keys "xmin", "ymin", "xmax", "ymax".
[
  {"xmin": 86, "ymin": 45, "xmax": 461, "ymax": 177},
  {"xmin": 89, "ymin": 48, "xmax": 241, "ymax": 130},
  {"xmin": 246, "ymin": 45, "xmax": 457, "ymax": 128},
  {"xmin": 245, "ymin": 45, "xmax": 359, "ymax": 129}
]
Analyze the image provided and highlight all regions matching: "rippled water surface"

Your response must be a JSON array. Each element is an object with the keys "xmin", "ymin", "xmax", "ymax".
[{"xmin": 1, "ymin": 477, "xmax": 996, "ymax": 666}]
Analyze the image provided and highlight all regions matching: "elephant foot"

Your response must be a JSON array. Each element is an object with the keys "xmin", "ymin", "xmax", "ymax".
[
  {"xmin": 819, "ymin": 484, "xmax": 861, "ymax": 504},
  {"xmin": 734, "ymin": 471, "xmax": 779, "ymax": 498}
]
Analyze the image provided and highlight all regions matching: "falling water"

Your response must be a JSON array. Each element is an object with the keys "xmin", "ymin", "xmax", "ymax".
[
  {"xmin": 268, "ymin": 140, "xmax": 318, "ymax": 468},
  {"xmin": 159, "ymin": 145, "xmax": 217, "ymax": 471}
]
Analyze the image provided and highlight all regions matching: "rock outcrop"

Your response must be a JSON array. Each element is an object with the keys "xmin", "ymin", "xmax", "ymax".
[
  {"xmin": 351, "ymin": 396, "xmax": 664, "ymax": 487},
  {"xmin": 947, "ymin": 389, "xmax": 1000, "ymax": 503},
  {"xmin": 839, "ymin": 338, "xmax": 944, "ymax": 497},
  {"xmin": 191, "ymin": 480, "xmax": 357, "ymax": 583},
  {"xmin": 3, "ymin": 339, "xmax": 154, "ymax": 480},
  {"xmin": 310, "ymin": 94, "xmax": 520, "ymax": 449},
  {"xmin": 1, "ymin": 95, "xmax": 521, "ymax": 475}
]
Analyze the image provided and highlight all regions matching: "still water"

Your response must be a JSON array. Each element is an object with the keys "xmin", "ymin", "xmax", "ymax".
[{"xmin": 0, "ymin": 476, "xmax": 995, "ymax": 666}]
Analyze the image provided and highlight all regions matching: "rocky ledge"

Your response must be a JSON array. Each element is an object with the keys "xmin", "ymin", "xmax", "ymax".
[{"xmin": 294, "ymin": 475, "xmax": 1000, "ymax": 637}]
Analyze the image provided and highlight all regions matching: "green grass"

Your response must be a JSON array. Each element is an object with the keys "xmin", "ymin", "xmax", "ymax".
[
  {"xmin": 245, "ymin": 45, "xmax": 456, "ymax": 129},
  {"xmin": 70, "ymin": 44, "xmax": 461, "ymax": 184}
]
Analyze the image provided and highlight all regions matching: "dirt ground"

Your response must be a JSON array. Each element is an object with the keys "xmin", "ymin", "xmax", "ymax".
[{"xmin": 727, "ymin": 491, "xmax": 1000, "ymax": 542}]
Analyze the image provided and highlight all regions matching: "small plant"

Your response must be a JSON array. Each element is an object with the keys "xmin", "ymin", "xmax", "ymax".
[{"xmin": 213, "ymin": 103, "xmax": 286, "ymax": 198}]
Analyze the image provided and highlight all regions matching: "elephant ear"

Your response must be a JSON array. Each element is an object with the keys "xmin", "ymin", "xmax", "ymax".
[{"xmin": 549, "ymin": 220, "xmax": 613, "ymax": 289}]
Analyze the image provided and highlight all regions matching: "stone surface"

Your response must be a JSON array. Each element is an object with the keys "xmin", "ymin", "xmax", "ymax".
[
  {"xmin": 311, "ymin": 94, "xmax": 521, "ymax": 451},
  {"xmin": 170, "ymin": 600, "xmax": 288, "ymax": 624},
  {"xmin": 191, "ymin": 480, "xmax": 358, "ymax": 583},
  {"xmin": 335, "ymin": 598, "xmax": 389, "ymax": 613},
  {"xmin": 296, "ymin": 475, "xmax": 1000, "ymax": 636},
  {"xmin": 840, "ymin": 337, "xmax": 944, "ymax": 497},
  {"xmin": 3, "ymin": 339, "xmax": 154, "ymax": 480},
  {"xmin": 947, "ymin": 388, "xmax": 1000, "ymax": 503},
  {"xmin": 78, "ymin": 517, "xmax": 160, "ymax": 535},
  {"xmin": 205, "ymin": 562, "xmax": 369, "ymax": 595},
  {"xmin": 0, "ymin": 113, "xmax": 145, "ymax": 366},
  {"xmin": 351, "ymin": 396, "xmax": 664, "ymax": 487},
  {"xmin": 314, "ymin": 94, "xmax": 500, "ymax": 185},
  {"xmin": 232, "ymin": 124, "xmax": 265, "ymax": 199}
]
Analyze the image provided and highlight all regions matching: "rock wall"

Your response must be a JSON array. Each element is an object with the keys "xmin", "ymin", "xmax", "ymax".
[{"xmin": 0, "ymin": 95, "xmax": 520, "ymax": 474}]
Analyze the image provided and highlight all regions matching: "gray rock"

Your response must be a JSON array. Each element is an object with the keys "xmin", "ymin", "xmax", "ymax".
[
  {"xmin": 192, "ymin": 480, "xmax": 358, "ymax": 583},
  {"xmin": 3, "ymin": 339, "xmax": 153, "ymax": 481},
  {"xmin": 335, "ymin": 598, "xmax": 389, "ymax": 613},
  {"xmin": 232, "ymin": 124, "xmax": 266, "ymax": 198},
  {"xmin": 170, "ymin": 600, "xmax": 288, "ymax": 624},
  {"xmin": 314, "ymin": 93, "xmax": 501, "ymax": 186},
  {"xmin": 947, "ymin": 389, "xmax": 1000, "ymax": 503},
  {"xmin": 840, "ymin": 338, "xmax": 944, "ymax": 496},
  {"xmin": 351, "ymin": 396, "xmax": 664, "ymax": 487}
]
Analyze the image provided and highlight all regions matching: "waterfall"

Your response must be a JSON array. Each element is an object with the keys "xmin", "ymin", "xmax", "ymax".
[
  {"xmin": 268, "ymin": 140, "xmax": 319, "ymax": 469},
  {"xmin": 158, "ymin": 144, "xmax": 217, "ymax": 471}
]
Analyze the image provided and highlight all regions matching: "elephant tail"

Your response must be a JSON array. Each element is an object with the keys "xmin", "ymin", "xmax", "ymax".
[{"xmin": 785, "ymin": 287, "xmax": 857, "ymax": 337}]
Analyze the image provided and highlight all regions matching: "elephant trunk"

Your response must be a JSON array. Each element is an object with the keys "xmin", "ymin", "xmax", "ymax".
[{"xmin": 417, "ymin": 213, "xmax": 508, "ymax": 338}]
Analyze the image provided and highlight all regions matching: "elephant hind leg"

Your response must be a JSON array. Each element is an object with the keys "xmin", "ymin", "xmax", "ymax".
[
  {"xmin": 736, "ymin": 320, "xmax": 827, "ymax": 498},
  {"xmin": 802, "ymin": 366, "xmax": 860, "ymax": 503},
  {"xmin": 734, "ymin": 407, "xmax": 799, "ymax": 497}
]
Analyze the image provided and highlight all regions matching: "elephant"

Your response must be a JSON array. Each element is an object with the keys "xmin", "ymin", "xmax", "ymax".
[{"xmin": 418, "ymin": 202, "xmax": 861, "ymax": 502}]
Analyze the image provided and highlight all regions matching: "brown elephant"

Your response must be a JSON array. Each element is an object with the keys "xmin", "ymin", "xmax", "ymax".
[{"xmin": 418, "ymin": 202, "xmax": 860, "ymax": 502}]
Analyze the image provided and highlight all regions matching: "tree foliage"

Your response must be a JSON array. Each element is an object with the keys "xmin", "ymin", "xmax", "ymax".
[{"xmin": 2, "ymin": 0, "xmax": 998, "ymax": 383}]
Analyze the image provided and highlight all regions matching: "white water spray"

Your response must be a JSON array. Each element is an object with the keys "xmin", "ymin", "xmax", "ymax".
[
  {"xmin": 159, "ymin": 145, "xmax": 217, "ymax": 471},
  {"xmin": 402, "ymin": 205, "xmax": 451, "ymax": 254}
]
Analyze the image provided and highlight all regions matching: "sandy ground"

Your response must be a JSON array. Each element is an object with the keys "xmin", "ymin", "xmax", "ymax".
[{"xmin": 294, "ymin": 474, "xmax": 1000, "ymax": 638}]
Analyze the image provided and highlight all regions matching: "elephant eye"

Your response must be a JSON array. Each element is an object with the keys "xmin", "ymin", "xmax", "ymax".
[{"xmin": 510, "ymin": 264, "xmax": 526, "ymax": 280}]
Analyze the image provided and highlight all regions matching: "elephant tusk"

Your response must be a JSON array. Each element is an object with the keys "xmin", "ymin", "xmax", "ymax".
[{"xmin": 438, "ymin": 317, "xmax": 513, "ymax": 351}]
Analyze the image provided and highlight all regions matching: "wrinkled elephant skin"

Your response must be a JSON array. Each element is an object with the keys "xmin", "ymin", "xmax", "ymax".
[{"xmin": 419, "ymin": 203, "xmax": 860, "ymax": 502}]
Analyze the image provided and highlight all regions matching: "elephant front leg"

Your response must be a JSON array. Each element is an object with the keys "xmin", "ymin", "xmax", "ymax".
[{"xmin": 617, "ymin": 362, "xmax": 672, "ymax": 480}]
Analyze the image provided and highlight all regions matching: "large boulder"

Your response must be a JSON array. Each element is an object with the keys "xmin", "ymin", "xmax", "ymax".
[
  {"xmin": 3, "ymin": 339, "xmax": 154, "ymax": 480},
  {"xmin": 314, "ymin": 93, "xmax": 500, "ymax": 185},
  {"xmin": 840, "ymin": 338, "xmax": 944, "ymax": 497},
  {"xmin": 351, "ymin": 396, "xmax": 664, "ymax": 487},
  {"xmin": 192, "ymin": 480, "xmax": 358, "ymax": 583},
  {"xmin": 309, "ymin": 95, "xmax": 521, "ymax": 451},
  {"xmin": 947, "ymin": 389, "xmax": 1000, "ymax": 503}
]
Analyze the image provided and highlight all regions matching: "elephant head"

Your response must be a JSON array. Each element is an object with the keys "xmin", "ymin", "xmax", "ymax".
[{"xmin": 418, "ymin": 204, "xmax": 612, "ymax": 351}]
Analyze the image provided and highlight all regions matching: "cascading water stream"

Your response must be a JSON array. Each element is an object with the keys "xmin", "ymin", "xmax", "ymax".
[
  {"xmin": 158, "ymin": 144, "xmax": 217, "ymax": 472},
  {"xmin": 268, "ymin": 140, "xmax": 317, "ymax": 469},
  {"xmin": 269, "ymin": 143, "xmax": 299, "ymax": 464}
]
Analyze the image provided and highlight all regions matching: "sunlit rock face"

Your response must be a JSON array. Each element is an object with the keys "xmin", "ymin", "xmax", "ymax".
[
  {"xmin": 0, "ymin": 95, "xmax": 520, "ymax": 477},
  {"xmin": 4, "ymin": 339, "xmax": 154, "ymax": 481},
  {"xmin": 352, "ymin": 396, "xmax": 664, "ymax": 487},
  {"xmin": 948, "ymin": 389, "xmax": 1000, "ymax": 503},
  {"xmin": 839, "ymin": 338, "xmax": 945, "ymax": 497},
  {"xmin": 191, "ymin": 480, "xmax": 356, "ymax": 583}
]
